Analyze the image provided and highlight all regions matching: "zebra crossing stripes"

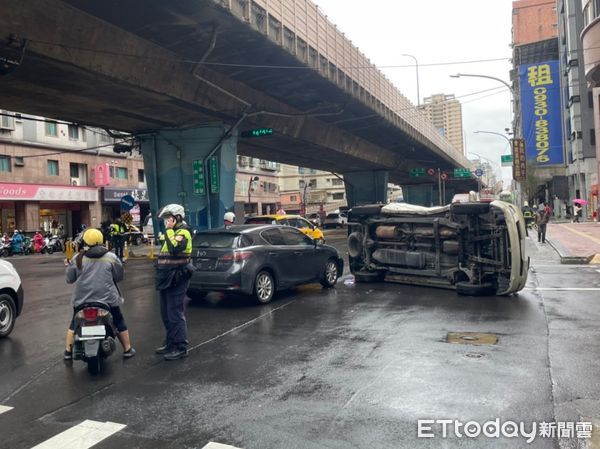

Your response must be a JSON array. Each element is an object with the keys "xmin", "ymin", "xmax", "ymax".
[
  {"xmin": 0, "ymin": 405, "xmax": 14, "ymax": 415},
  {"xmin": 202, "ymin": 443, "xmax": 243, "ymax": 449},
  {"xmin": 29, "ymin": 420, "xmax": 126, "ymax": 449}
]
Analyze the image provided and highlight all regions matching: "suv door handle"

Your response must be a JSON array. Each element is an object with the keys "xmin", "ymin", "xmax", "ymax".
[{"xmin": 269, "ymin": 252, "xmax": 278, "ymax": 257}]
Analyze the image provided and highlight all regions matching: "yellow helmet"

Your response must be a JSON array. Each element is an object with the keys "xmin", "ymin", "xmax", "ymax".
[{"xmin": 83, "ymin": 228, "xmax": 104, "ymax": 246}]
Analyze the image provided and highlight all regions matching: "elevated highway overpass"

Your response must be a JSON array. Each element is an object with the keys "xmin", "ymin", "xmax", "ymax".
[{"xmin": 0, "ymin": 0, "xmax": 476, "ymax": 227}]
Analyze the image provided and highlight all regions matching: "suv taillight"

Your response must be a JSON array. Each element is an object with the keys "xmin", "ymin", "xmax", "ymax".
[{"xmin": 218, "ymin": 251, "xmax": 253, "ymax": 263}]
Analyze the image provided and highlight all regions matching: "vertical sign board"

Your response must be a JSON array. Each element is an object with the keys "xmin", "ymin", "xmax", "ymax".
[
  {"xmin": 209, "ymin": 156, "xmax": 219, "ymax": 194},
  {"xmin": 512, "ymin": 138, "xmax": 527, "ymax": 181},
  {"xmin": 519, "ymin": 60, "xmax": 564, "ymax": 165},
  {"xmin": 193, "ymin": 160, "xmax": 205, "ymax": 195}
]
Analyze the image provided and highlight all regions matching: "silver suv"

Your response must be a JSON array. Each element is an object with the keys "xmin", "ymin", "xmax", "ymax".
[{"xmin": 347, "ymin": 201, "xmax": 528, "ymax": 295}]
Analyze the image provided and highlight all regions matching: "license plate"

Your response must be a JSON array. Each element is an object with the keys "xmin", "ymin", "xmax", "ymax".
[
  {"xmin": 195, "ymin": 258, "xmax": 215, "ymax": 270},
  {"xmin": 81, "ymin": 325, "xmax": 106, "ymax": 337}
]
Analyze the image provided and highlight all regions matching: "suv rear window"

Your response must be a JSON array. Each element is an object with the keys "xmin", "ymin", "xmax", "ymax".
[
  {"xmin": 327, "ymin": 213, "xmax": 339, "ymax": 218},
  {"xmin": 193, "ymin": 233, "xmax": 238, "ymax": 248}
]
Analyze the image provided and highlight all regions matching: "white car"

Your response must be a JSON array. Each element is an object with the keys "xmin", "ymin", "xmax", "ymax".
[
  {"xmin": 0, "ymin": 259, "xmax": 23, "ymax": 337},
  {"xmin": 323, "ymin": 212, "xmax": 348, "ymax": 229}
]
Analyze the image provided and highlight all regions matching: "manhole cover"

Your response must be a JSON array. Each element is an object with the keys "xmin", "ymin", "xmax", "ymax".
[
  {"xmin": 465, "ymin": 352, "xmax": 485, "ymax": 359},
  {"xmin": 446, "ymin": 332, "xmax": 498, "ymax": 346}
]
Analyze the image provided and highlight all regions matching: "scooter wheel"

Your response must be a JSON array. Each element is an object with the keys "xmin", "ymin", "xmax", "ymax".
[
  {"xmin": 46, "ymin": 247, "xmax": 54, "ymax": 255},
  {"xmin": 87, "ymin": 356, "xmax": 103, "ymax": 375}
]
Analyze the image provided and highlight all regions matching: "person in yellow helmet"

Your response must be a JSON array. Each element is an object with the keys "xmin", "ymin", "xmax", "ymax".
[
  {"xmin": 63, "ymin": 228, "xmax": 135, "ymax": 360},
  {"xmin": 154, "ymin": 204, "xmax": 194, "ymax": 361}
]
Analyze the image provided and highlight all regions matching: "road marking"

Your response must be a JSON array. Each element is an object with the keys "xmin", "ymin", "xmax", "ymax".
[
  {"xmin": 0, "ymin": 405, "xmax": 13, "ymax": 414},
  {"xmin": 30, "ymin": 420, "xmax": 126, "ymax": 449},
  {"xmin": 202, "ymin": 443, "xmax": 243, "ymax": 449},
  {"xmin": 529, "ymin": 287, "xmax": 600, "ymax": 291}
]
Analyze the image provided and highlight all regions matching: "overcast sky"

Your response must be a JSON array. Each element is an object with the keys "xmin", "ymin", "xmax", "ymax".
[{"xmin": 312, "ymin": 0, "xmax": 514, "ymax": 184}]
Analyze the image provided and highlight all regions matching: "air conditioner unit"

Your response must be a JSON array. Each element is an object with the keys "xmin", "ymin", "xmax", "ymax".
[
  {"xmin": 0, "ymin": 114, "xmax": 15, "ymax": 131},
  {"xmin": 259, "ymin": 160, "xmax": 267, "ymax": 168},
  {"xmin": 239, "ymin": 156, "xmax": 248, "ymax": 167},
  {"xmin": 70, "ymin": 178, "xmax": 79, "ymax": 186},
  {"xmin": 14, "ymin": 157, "xmax": 24, "ymax": 166}
]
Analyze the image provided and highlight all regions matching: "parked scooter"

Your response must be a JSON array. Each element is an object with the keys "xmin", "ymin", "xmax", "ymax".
[
  {"xmin": 22, "ymin": 237, "xmax": 33, "ymax": 255},
  {"xmin": 71, "ymin": 302, "xmax": 117, "ymax": 375},
  {"xmin": 0, "ymin": 239, "xmax": 10, "ymax": 257},
  {"xmin": 46, "ymin": 234, "xmax": 63, "ymax": 253}
]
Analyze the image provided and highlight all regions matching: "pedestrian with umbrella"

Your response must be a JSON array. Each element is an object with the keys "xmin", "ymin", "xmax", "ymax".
[{"xmin": 573, "ymin": 199, "xmax": 586, "ymax": 223}]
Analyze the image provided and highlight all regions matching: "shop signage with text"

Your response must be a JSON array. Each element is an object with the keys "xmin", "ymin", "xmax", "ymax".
[{"xmin": 0, "ymin": 183, "xmax": 98, "ymax": 202}]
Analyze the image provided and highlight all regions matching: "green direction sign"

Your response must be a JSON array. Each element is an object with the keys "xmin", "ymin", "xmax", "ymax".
[
  {"xmin": 192, "ymin": 160, "xmax": 205, "ymax": 195},
  {"xmin": 209, "ymin": 157, "xmax": 219, "ymax": 194},
  {"xmin": 453, "ymin": 168, "xmax": 471, "ymax": 178},
  {"xmin": 240, "ymin": 128, "xmax": 274, "ymax": 138},
  {"xmin": 501, "ymin": 154, "xmax": 513, "ymax": 167},
  {"xmin": 410, "ymin": 168, "xmax": 426, "ymax": 177}
]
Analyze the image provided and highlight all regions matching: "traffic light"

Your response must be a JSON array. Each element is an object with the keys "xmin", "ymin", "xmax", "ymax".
[{"xmin": 240, "ymin": 128, "xmax": 274, "ymax": 138}]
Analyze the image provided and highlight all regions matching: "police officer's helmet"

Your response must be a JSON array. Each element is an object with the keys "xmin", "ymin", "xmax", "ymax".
[
  {"xmin": 158, "ymin": 204, "xmax": 185, "ymax": 220},
  {"xmin": 224, "ymin": 212, "xmax": 235, "ymax": 223}
]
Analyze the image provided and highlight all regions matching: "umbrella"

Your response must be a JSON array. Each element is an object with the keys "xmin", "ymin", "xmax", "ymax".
[{"xmin": 573, "ymin": 198, "xmax": 588, "ymax": 205}]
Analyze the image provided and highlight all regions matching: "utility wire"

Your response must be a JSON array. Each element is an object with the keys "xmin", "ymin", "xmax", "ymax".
[{"xmin": 27, "ymin": 38, "xmax": 508, "ymax": 70}]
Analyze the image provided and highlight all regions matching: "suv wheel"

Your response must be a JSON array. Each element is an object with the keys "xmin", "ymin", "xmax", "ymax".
[{"xmin": 0, "ymin": 294, "xmax": 16, "ymax": 338}]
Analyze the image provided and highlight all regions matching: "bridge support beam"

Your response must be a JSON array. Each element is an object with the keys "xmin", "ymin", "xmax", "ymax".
[
  {"xmin": 344, "ymin": 171, "xmax": 389, "ymax": 208},
  {"xmin": 401, "ymin": 183, "xmax": 460, "ymax": 206},
  {"xmin": 139, "ymin": 125, "xmax": 237, "ymax": 231}
]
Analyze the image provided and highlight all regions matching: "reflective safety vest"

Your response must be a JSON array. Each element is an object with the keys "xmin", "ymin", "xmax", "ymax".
[{"xmin": 158, "ymin": 226, "xmax": 192, "ymax": 265}]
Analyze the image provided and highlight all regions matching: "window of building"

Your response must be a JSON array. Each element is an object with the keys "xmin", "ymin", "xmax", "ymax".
[
  {"xmin": 290, "ymin": 195, "xmax": 297, "ymax": 202},
  {"xmin": 0, "ymin": 155, "xmax": 11, "ymax": 172},
  {"xmin": 331, "ymin": 178, "xmax": 343, "ymax": 186},
  {"xmin": 308, "ymin": 179, "xmax": 317, "ymax": 188},
  {"xmin": 109, "ymin": 166, "xmax": 115, "ymax": 178},
  {"xmin": 299, "ymin": 180, "xmax": 305, "ymax": 189},
  {"xmin": 47, "ymin": 160, "xmax": 59, "ymax": 176},
  {"xmin": 45, "ymin": 121, "xmax": 58, "ymax": 137},
  {"xmin": 332, "ymin": 192, "xmax": 345, "ymax": 200},
  {"xmin": 68, "ymin": 125, "xmax": 79, "ymax": 140},
  {"xmin": 69, "ymin": 162, "xmax": 79, "ymax": 178},
  {"xmin": 591, "ymin": 128, "xmax": 596, "ymax": 146},
  {"xmin": 116, "ymin": 167, "xmax": 128, "ymax": 180},
  {"xmin": 138, "ymin": 169, "xmax": 145, "ymax": 183},
  {"xmin": 99, "ymin": 131, "xmax": 110, "ymax": 143}
]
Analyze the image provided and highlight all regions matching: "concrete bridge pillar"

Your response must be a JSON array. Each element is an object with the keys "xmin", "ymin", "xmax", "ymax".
[
  {"xmin": 344, "ymin": 171, "xmax": 389, "ymax": 208},
  {"xmin": 401, "ymin": 183, "xmax": 458, "ymax": 206},
  {"xmin": 139, "ymin": 125, "xmax": 237, "ymax": 232}
]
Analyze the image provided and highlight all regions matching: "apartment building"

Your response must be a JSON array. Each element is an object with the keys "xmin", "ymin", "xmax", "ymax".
[
  {"xmin": 420, "ymin": 94, "xmax": 464, "ymax": 154},
  {"xmin": 0, "ymin": 111, "xmax": 146, "ymax": 236}
]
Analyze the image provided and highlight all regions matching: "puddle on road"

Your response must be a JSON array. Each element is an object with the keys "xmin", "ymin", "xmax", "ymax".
[{"xmin": 446, "ymin": 332, "xmax": 499, "ymax": 346}]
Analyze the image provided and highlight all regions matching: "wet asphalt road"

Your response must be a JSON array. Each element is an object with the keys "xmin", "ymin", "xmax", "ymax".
[{"xmin": 1, "ymin": 230, "xmax": 599, "ymax": 449}]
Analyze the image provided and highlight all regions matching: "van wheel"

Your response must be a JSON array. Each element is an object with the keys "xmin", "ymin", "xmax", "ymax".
[
  {"xmin": 354, "ymin": 270, "xmax": 385, "ymax": 283},
  {"xmin": 0, "ymin": 294, "xmax": 16, "ymax": 338},
  {"xmin": 347, "ymin": 232, "xmax": 364, "ymax": 258},
  {"xmin": 254, "ymin": 271, "xmax": 275, "ymax": 304},
  {"xmin": 455, "ymin": 282, "xmax": 495, "ymax": 296}
]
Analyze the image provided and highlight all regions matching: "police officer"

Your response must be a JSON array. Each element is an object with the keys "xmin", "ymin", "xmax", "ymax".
[
  {"xmin": 223, "ymin": 211, "xmax": 235, "ymax": 227},
  {"xmin": 111, "ymin": 218, "xmax": 125, "ymax": 262},
  {"xmin": 154, "ymin": 204, "xmax": 193, "ymax": 361}
]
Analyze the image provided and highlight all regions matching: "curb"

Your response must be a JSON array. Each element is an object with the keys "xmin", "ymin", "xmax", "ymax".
[{"xmin": 546, "ymin": 237, "xmax": 595, "ymax": 264}]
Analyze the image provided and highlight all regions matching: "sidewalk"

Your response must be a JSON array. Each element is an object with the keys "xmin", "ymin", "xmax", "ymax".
[{"xmin": 546, "ymin": 221, "xmax": 600, "ymax": 264}]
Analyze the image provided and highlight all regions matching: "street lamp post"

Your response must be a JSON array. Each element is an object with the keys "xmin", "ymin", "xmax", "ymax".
[
  {"xmin": 450, "ymin": 73, "xmax": 517, "ymax": 138},
  {"xmin": 247, "ymin": 175, "xmax": 259, "ymax": 215},
  {"xmin": 403, "ymin": 54, "xmax": 420, "ymax": 106}
]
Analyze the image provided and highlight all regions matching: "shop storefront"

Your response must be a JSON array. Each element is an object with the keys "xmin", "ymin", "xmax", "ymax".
[
  {"xmin": 0, "ymin": 183, "xmax": 99, "ymax": 237},
  {"xmin": 101, "ymin": 187, "xmax": 150, "ymax": 226}
]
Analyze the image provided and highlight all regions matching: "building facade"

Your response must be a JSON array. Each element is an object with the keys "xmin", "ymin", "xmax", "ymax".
[
  {"xmin": 0, "ymin": 111, "xmax": 147, "ymax": 236},
  {"xmin": 420, "ymin": 94, "xmax": 464, "ymax": 154},
  {"xmin": 558, "ymin": 0, "xmax": 597, "ymax": 215},
  {"xmin": 511, "ymin": 0, "xmax": 571, "ymax": 206},
  {"xmin": 582, "ymin": 0, "xmax": 600, "ymax": 214},
  {"xmin": 233, "ymin": 155, "xmax": 281, "ymax": 218}
]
